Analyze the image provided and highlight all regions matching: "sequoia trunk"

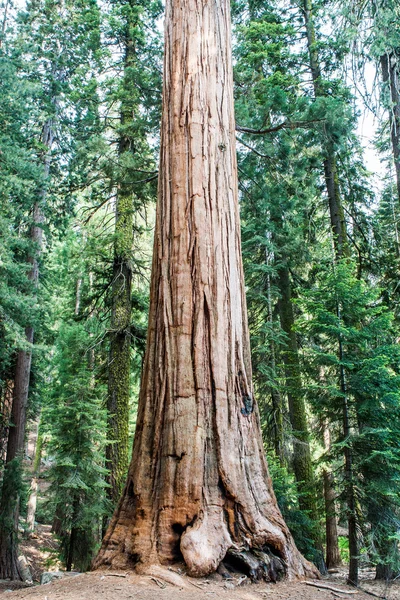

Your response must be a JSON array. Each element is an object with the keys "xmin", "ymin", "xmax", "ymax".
[{"xmin": 94, "ymin": 0, "xmax": 317, "ymax": 580}]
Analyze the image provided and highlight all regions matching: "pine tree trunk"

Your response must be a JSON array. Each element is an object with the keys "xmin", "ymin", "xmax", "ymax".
[
  {"xmin": 276, "ymin": 265, "xmax": 318, "ymax": 529},
  {"xmin": 338, "ymin": 328, "xmax": 358, "ymax": 586},
  {"xmin": 322, "ymin": 423, "xmax": 340, "ymax": 569},
  {"xmin": 26, "ymin": 420, "xmax": 43, "ymax": 535},
  {"xmin": 380, "ymin": 52, "xmax": 400, "ymax": 204},
  {"xmin": 94, "ymin": 0, "xmax": 318, "ymax": 579},
  {"xmin": 302, "ymin": 0, "xmax": 349, "ymax": 258},
  {"xmin": 106, "ymin": 13, "xmax": 137, "ymax": 506},
  {"xmin": 323, "ymin": 152, "xmax": 349, "ymax": 258},
  {"xmin": 0, "ymin": 380, "xmax": 14, "ymax": 466},
  {"xmin": 323, "ymin": 470, "xmax": 340, "ymax": 569},
  {"xmin": 266, "ymin": 271, "xmax": 285, "ymax": 465},
  {"xmin": 66, "ymin": 498, "xmax": 80, "ymax": 572}
]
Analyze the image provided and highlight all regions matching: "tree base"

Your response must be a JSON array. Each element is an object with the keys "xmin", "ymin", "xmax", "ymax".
[{"xmin": 93, "ymin": 519, "xmax": 319, "ymax": 582}]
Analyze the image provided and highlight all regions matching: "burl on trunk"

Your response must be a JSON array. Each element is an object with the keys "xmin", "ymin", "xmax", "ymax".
[{"xmin": 94, "ymin": 0, "xmax": 317, "ymax": 580}]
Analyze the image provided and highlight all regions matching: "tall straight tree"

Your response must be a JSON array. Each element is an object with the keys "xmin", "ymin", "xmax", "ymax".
[
  {"xmin": 0, "ymin": 70, "xmax": 55, "ymax": 585},
  {"xmin": 380, "ymin": 50, "xmax": 400, "ymax": 202},
  {"xmin": 0, "ymin": 0, "xmax": 101, "ymax": 578},
  {"xmin": 302, "ymin": 0, "xmax": 350, "ymax": 259},
  {"xmin": 301, "ymin": 0, "xmax": 352, "ymax": 577},
  {"xmin": 105, "ymin": 0, "xmax": 162, "ymax": 506},
  {"xmin": 94, "ymin": 0, "xmax": 318, "ymax": 579},
  {"xmin": 106, "ymin": 1, "xmax": 136, "ymax": 508}
]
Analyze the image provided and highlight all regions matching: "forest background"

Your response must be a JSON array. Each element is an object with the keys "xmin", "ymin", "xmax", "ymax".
[{"xmin": 1, "ymin": 0, "xmax": 400, "ymax": 588}]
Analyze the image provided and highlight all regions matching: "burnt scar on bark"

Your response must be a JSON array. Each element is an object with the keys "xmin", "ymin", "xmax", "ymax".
[
  {"xmin": 237, "ymin": 370, "xmax": 254, "ymax": 416},
  {"xmin": 223, "ymin": 546, "xmax": 286, "ymax": 582},
  {"xmin": 167, "ymin": 451, "xmax": 186, "ymax": 461},
  {"xmin": 241, "ymin": 394, "xmax": 253, "ymax": 416}
]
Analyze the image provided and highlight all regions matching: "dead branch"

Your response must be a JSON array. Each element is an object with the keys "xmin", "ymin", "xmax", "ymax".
[{"xmin": 301, "ymin": 581, "xmax": 359, "ymax": 594}]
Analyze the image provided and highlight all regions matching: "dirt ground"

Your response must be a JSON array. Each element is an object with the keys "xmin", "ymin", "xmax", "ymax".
[
  {"xmin": 0, "ymin": 517, "xmax": 398, "ymax": 600},
  {"xmin": 19, "ymin": 525, "xmax": 60, "ymax": 582},
  {"xmin": 1, "ymin": 567, "xmax": 399, "ymax": 600}
]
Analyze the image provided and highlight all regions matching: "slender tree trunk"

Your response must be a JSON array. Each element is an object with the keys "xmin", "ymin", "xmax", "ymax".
[
  {"xmin": 0, "ymin": 118, "xmax": 53, "ymax": 580},
  {"xmin": 66, "ymin": 498, "xmax": 80, "ymax": 572},
  {"xmin": 337, "ymin": 310, "xmax": 358, "ymax": 586},
  {"xmin": 94, "ymin": 0, "xmax": 318, "ymax": 580},
  {"xmin": 105, "ymin": 11, "xmax": 137, "ymax": 507},
  {"xmin": 26, "ymin": 419, "xmax": 43, "ymax": 535},
  {"xmin": 0, "ymin": 380, "xmax": 14, "ymax": 466},
  {"xmin": 302, "ymin": 0, "xmax": 349, "ymax": 259},
  {"xmin": 323, "ymin": 470, "xmax": 340, "ymax": 568},
  {"xmin": 322, "ymin": 424, "xmax": 340, "ymax": 569},
  {"xmin": 266, "ymin": 271, "xmax": 285, "ymax": 465},
  {"xmin": 276, "ymin": 265, "xmax": 318, "ymax": 527},
  {"xmin": 380, "ymin": 52, "xmax": 400, "ymax": 204}
]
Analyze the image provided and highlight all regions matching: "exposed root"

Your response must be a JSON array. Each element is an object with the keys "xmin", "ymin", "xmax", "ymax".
[
  {"xmin": 180, "ymin": 508, "xmax": 232, "ymax": 576},
  {"xmin": 144, "ymin": 565, "xmax": 190, "ymax": 588}
]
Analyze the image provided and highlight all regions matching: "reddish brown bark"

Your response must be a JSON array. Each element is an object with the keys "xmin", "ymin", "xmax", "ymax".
[{"xmin": 94, "ymin": 0, "xmax": 318, "ymax": 581}]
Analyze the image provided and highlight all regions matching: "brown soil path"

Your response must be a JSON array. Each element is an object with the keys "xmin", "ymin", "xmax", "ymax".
[{"xmin": 1, "ymin": 569, "xmax": 399, "ymax": 600}]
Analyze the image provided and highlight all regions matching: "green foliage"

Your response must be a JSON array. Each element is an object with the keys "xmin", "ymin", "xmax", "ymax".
[
  {"xmin": 297, "ymin": 259, "xmax": 400, "ymax": 572},
  {"xmin": 0, "ymin": 0, "xmax": 400, "ymax": 582},
  {"xmin": 44, "ymin": 321, "xmax": 108, "ymax": 571},
  {"xmin": 339, "ymin": 536, "xmax": 349, "ymax": 563},
  {"xmin": 267, "ymin": 452, "xmax": 320, "ymax": 564}
]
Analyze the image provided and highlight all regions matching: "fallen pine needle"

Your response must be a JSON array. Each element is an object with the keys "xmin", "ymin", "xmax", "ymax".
[{"xmin": 301, "ymin": 581, "xmax": 358, "ymax": 594}]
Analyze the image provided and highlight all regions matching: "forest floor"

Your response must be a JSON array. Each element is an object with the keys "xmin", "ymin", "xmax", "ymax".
[
  {"xmin": 1, "ymin": 564, "xmax": 400, "ymax": 600},
  {"xmin": 0, "ymin": 514, "xmax": 398, "ymax": 600}
]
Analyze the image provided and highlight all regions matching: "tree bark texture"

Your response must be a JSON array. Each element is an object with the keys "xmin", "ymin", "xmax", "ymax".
[
  {"xmin": 380, "ymin": 52, "xmax": 400, "ymax": 204},
  {"xmin": 322, "ymin": 424, "xmax": 340, "ymax": 569},
  {"xmin": 266, "ymin": 271, "xmax": 285, "ymax": 466},
  {"xmin": 0, "ymin": 380, "xmax": 13, "ymax": 466},
  {"xmin": 26, "ymin": 419, "xmax": 43, "ymax": 535},
  {"xmin": 94, "ymin": 0, "xmax": 317, "ymax": 580},
  {"xmin": 323, "ymin": 469, "xmax": 340, "ymax": 569},
  {"xmin": 106, "ymin": 8, "xmax": 138, "ymax": 506}
]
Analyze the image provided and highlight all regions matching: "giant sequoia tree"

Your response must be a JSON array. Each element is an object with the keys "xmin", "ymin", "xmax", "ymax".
[{"xmin": 94, "ymin": 0, "xmax": 317, "ymax": 579}]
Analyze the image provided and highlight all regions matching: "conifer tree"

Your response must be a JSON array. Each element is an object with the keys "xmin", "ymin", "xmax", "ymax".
[
  {"xmin": 44, "ymin": 296, "xmax": 107, "ymax": 571},
  {"xmin": 94, "ymin": 0, "xmax": 317, "ymax": 578},
  {"xmin": 105, "ymin": 0, "xmax": 162, "ymax": 506},
  {"xmin": 233, "ymin": 0, "xmax": 323, "ymax": 559},
  {"xmin": 0, "ymin": 0, "xmax": 101, "ymax": 578}
]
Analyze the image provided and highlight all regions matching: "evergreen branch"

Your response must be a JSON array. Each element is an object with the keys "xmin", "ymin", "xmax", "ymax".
[
  {"xmin": 235, "ymin": 119, "xmax": 324, "ymax": 135},
  {"xmin": 236, "ymin": 137, "xmax": 272, "ymax": 159}
]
